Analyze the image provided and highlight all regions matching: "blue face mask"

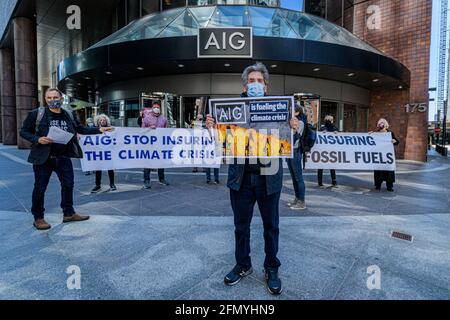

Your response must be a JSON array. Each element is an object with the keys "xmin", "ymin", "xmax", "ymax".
[
  {"xmin": 247, "ymin": 82, "xmax": 265, "ymax": 97},
  {"xmin": 49, "ymin": 100, "xmax": 62, "ymax": 109}
]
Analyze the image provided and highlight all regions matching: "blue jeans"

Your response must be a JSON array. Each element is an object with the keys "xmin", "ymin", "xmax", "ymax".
[
  {"xmin": 205, "ymin": 168, "xmax": 219, "ymax": 182},
  {"xmin": 32, "ymin": 156, "xmax": 75, "ymax": 220},
  {"xmin": 230, "ymin": 172, "xmax": 281, "ymax": 270},
  {"xmin": 286, "ymin": 150, "xmax": 306, "ymax": 202}
]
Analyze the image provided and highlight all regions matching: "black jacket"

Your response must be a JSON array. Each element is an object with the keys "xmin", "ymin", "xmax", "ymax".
[{"xmin": 20, "ymin": 107, "xmax": 101, "ymax": 165}]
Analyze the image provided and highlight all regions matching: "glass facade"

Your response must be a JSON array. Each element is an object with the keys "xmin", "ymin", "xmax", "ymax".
[
  {"xmin": 304, "ymin": 0, "xmax": 355, "ymax": 31},
  {"xmin": 319, "ymin": 101, "xmax": 368, "ymax": 132},
  {"xmin": 92, "ymin": 5, "xmax": 380, "ymax": 54}
]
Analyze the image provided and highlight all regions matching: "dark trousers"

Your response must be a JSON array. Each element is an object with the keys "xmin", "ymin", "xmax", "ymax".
[
  {"xmin": 31, "ymin": 156, "xmax": 75, "ymax": 220},
  {"xmin": 230, "ymin": 173, "xmax": 281, "ymax": 270},
  {"xmin": 205, "ymin": 168, "xmax": 219, "ymax": 182},
  {"xmin": 143, "ymin": 168, "xmax": 165, "ymax": 182},
  {"xmin": 95, "ymin": 170, "xmax": 115, "ymax": 187},
  {"xmin": 318, "ymin": 169, "xmax": 337, "ymax": 185}
]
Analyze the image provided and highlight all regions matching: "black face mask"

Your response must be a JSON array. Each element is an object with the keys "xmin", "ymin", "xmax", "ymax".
[{"xmin": 325, "ymin": 120, "xmax": 332, "ymax": 126}]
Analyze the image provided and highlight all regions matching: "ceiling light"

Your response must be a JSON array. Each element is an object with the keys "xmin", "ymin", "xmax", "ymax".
[
  {"xmin": 271, "ymin": 64, "xmax": 278, "ymax": 68},
  {"xmin": 347, "ymin": 73, "xmax": 355, "ymax": 77},
  {"xmin": 224, "ymin": 63, "xmax": 231, "ymax": 67},
  {"xmin": 372, "ymin": 78, "xmax": 379, "ymax": 82},
  {"xmin": 84, "ymin": 76, "xmax": 91, "ymax": 80},
  {"xmin": 178, "ymin": 64, "xmax": 185, "ymax": 68},
  {"xmin": 398, "ymin": 85, "xmax": 403, "ymax": 89},
  {"xmin": 137, "ymin": 67, "xmax": 144, "ymax": 71},
  {"xmin": 313, "ymin": 68, "xmax": 320, "ymax": 72},
  {"xmin": 105, "ymin": 71, "xmax": 112, "ymax": 75}
]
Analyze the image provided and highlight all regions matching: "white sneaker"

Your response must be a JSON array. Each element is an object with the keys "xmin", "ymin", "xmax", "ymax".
[{"xmin": 287, "ymin": 198, "xmax": 299, "ymax": 206}]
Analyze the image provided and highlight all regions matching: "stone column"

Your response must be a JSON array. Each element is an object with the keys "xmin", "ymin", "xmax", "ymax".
[
  {"xmin": 0, "ymin": 48, "xmax": 17, "ymax": 145},
  {"xmin": 13, "ymin": 17, "xmax": 38, "ymax": 149}
]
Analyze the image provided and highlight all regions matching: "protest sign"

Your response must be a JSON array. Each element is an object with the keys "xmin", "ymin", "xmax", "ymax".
[
  {"xmin": 79, "ymin": 127, "xmax": 222, "ymax": 171},
  {"xmin": 209, "ymin": 96, "xmax": 294, "ymax": 158},
  {"xmin": 304, "ymin": 132, "xmax": 396, "ymax": 171}
]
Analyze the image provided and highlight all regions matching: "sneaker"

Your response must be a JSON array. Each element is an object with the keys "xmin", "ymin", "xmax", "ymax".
[
  {"xmin": 109, "ymin": 185, "xmax": 117, "ymax": 191},
  {"xmin": 332, "ymin": 181, "xmax": 338, "ymax": 188},
  {"xmin": 33, "ymin": 219, "xmax": 51, "ymax": 230},
  {"xmin": 265, "ymin": 268, "xmax": 282, "ymax": 295},
  {"xmin": 159, "ymin": 180, "xmax": 170, "ymax": 186},
  {"xmin": 224, "ymin": 265, "xmax": 253, "ymax": 286},
  {"xmin": 318, "ymin": 183, "xmax": 324, "ymax": 188},
  {"xmin": 290, "ymin": 200, "xmax": 306, "ymax": 210},
  {"xmin": 143, "ymin": 180, "xmax": 151, "ymax": 189},
  {"xmin": 214, "ymin": 180, "xmax": 220, "ymax": 185},
  {"xmin": 287, "ymin": 198, "xmax": 298, "ymax": 206},
  {"xmin": 91, "ymin": 185, "xmax": 101, "ymax": 194},
  {"xmin": 206, "ymin": 180, "xmax": 213, "ymax": 185}
]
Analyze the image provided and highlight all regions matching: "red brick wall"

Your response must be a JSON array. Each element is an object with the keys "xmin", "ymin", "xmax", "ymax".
[{"xmin": 352, "ymin": 0, "xmax": 432, "ymax": 161}]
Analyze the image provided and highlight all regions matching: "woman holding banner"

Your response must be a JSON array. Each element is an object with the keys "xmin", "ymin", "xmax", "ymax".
[
  {"xmin": 91, "ymin": 114, "xmax": 116, "ymax": 193},
  {"xmin": 373, "ymin": 118, "xmax": 399, "ymax": 192}
]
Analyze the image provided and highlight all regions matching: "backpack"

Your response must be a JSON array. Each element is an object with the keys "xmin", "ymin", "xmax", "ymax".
[
  {"xmin": 301, "ymin": 120, "xmax": 317, "ymax": 153},
  {"xmin": 35, "ymin": 105, "xmax": 75, "ymax": 132},
  {"xmin": 301, "ymin": 122, "xmax": 317, "ymax": 170}
]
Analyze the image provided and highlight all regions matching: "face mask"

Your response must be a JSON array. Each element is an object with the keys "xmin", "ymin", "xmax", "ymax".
[
  {"xmin": 247, "ymin": 82, "xmax": 265, "ymax": 97},
  {"xmin": 325, "ymin": 120, "xmax": 332, "ymax": 125},
  {"xmin": 49, "ymin": 100, "xmax": 62, "ymax": 109},
  {"xmin": 378, "ymin": 123, "xmax": 385, "ymax": 129},
  {"xmin": 153, "ymin": 108, "xmax": 161, "ymax": 115}
]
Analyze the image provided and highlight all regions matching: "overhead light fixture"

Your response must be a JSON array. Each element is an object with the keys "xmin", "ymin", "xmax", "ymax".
[
  {"xmin": 137, "ymin": 67, "xmax": 144, "ymax": 71},
  {"xmin": 347, "ymin": 73, "xmax": 355, "ymax": 77},
  {"xmin": 271, "ymin": 64, "xmax": 278, "ymax": 68},
  {"xmin": 372, "ymin": 78, "xmax": 379, "ymax": 82},
  {"xmin": 84, "ymin": 76, "xmax": 91, "ymax": 80},
  {"xmin": 178, "ymin": 64, "xmax": 185, "ymax": 68},
  {"xmin": 77, "ymin": 83, "xmax": 83, "ymax": 86},
  {"xmin": 313, "ymin": 68, "xmax": 320, "ymax": 72},
  {"xmin": 105, "ymin": 71, "xmax": 112, "ymax": 75},
  {"xmin": 398, "ymin": 85, "xmax": 403, "ymax": 89},
  {"xmin": 224, "ymin": 63, "xmax": 231, "ymax": 67}
]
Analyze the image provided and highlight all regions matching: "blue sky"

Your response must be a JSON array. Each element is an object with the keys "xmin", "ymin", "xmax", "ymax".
[{"xmin": 280, "ymin": 0, "xmax": 303, "ymax": 11}]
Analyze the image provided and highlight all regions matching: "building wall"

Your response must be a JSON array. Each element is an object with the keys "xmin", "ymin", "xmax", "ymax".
[{"xmin": 353, "ymin": 0, "xmax": 432, "ymax": 161}]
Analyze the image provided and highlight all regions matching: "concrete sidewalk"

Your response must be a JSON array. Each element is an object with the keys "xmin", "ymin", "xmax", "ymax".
[{"xmin": 0, "ymin": 145, "xmax": 450, "ymax": 300}]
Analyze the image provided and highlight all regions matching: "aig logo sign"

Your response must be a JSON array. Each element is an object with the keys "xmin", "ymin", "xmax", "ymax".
[{"xmin": 198, "ymin": 27, "xmax": 253, "ymax": 58}]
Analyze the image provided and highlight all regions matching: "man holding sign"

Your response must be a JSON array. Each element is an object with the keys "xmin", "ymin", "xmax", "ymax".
[
  {"xmin": 206, "ymin": 63, "xmax": 299, "ymax": 295},
  {"xmin": 20, "ymin": 88, "xmax": 113, "ymax": 230}
]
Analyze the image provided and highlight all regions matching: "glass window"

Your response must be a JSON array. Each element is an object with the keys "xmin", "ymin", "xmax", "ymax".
[
  {"xmin": 142, "ymin": 0, "xmax": 160, "ymax": 16},
  {"xmin": 281, "ymin": 9, "xmax": 316, "ymax": 38},
  {"xmin": 109, "ymin": 101, "xmax": 122, "ymax": 126},
  {"xmin": 189, "ymin": 6, "xmax": 216, "ymax": 27},
  {"xmin": 188, "ymin": 0, "xmax": 214, "ymax": 6},
  {"xmin": 163, "ymin": 0, "xmax": 187, "ymax": 10},
  {"xmin": 157, "ymin": 9, "xmax": 199, "ymax": 37},
  {"xmin": 207, "ymin": 5, "xmax": 250, "ymax": 27},
  {"xmin": 125, "ymin": 99, "xmax": 140, "ymax": 127},
  {"xmin": 305, "ymin": 0, "xmax": 326, "ymax": 18}
]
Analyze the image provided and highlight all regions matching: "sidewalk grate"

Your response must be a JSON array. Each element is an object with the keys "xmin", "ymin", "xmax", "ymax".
[{"xmin": 391, "ymin": 231, "xmax": 413, "ymax": 242}]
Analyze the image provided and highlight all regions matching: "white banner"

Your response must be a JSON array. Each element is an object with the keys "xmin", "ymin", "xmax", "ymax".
[
  {"xmin": 304, "ymin": 132, "xmax": 396, "ymax": 171},
  {"xmin": 79, "ymin": 127, "xmax": 222, "ymax": 171}
]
